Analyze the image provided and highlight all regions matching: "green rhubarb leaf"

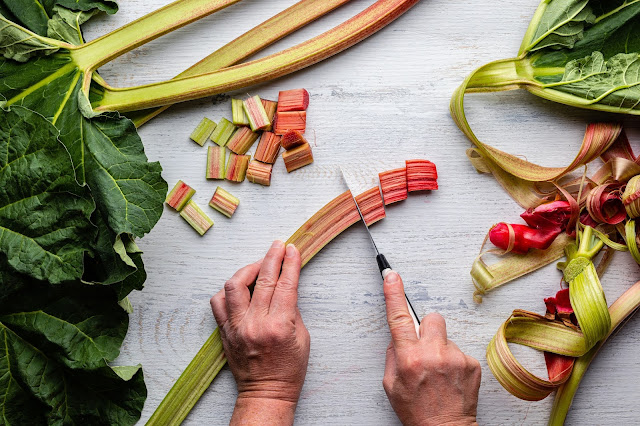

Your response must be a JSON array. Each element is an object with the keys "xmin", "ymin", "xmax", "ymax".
[
  {"xmin": 0, "ymin": 14, "xmax": 60, "ymax": 61},
  {"xmin": 0, "ymin": 0, "xmax": 117, "ymax": 38},
  {"xmin": 0, "ymin": 106, "xmax": 95, "ymax": 284},
  {"xmin": 0, "ymin": 256, "xmax": 146, "ymax": 425},
  {"xmin": 47, "ymin": 6, "xmax": 100, "ymax": 45},
  {"xmin": 522, "ymin": 0, "xmax": 595, "ymax": 53},
  {"xmin": 0, "ymin": 39, "xmax": 168, "ymax": 242}
]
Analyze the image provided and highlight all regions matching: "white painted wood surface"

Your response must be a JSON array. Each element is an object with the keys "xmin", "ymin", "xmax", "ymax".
[{"xmin": 83, "ymin": 1, "xmax": 640, "ymax": 424}]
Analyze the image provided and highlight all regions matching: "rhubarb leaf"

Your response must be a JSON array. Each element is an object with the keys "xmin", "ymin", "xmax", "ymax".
[
  {"xmin": 0, "ymin": 258, "xmax": 146, "ymax": 425},
  {"xmin": 0, "ymin": 46, "xmax": 168, "ymax": 242},
  {"xmin": 0, "ymin": 106, "xmax": 95, "ymax": 284},
  {"xmin": 0, "ymin": 0, "xmax": 117, "ymax": 37},
  {"xmin": 522, "ymin": 0, "xmax": 594, "ymax": 53}
]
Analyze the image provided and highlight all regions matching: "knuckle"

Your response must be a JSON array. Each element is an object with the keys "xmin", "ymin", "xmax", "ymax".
[
  {"xmin": 255, "ymin": 276, "xmax": 275, "ymax": 288},
  {"xmin": 277, "ymin": 277, "xmax": 296, "ymax": 290},
  {"xmin": 224, "ymin": 279, "xmax": 238, "ymax": 293},
  {"xmin": 382, "ymin": 375, "xmax": 393, "ymax": 393}
]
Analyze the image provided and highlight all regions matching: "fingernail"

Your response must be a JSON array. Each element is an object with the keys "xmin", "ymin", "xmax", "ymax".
[
  {"xmin": 385, "ymin": 271, "xmax": 399, "ymax": 284},
  {"xmin": 272, "ymin": 240, "xmax": 284, "ymax": 249},
  {"xmin": 286, "ymin": 244, "xmax": 297, "ymax": 258}
]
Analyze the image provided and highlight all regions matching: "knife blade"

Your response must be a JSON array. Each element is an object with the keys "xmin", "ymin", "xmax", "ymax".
[{"xmin": 340, "ymin": 167, "xmax": 421, "ymax": 335}]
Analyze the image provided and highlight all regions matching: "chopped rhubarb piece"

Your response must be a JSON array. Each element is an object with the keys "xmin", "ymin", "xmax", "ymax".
[
  {"xmin": 282, "ymin": 142, "xmax": 313, "ymax": 172},
  {"xmin": 232, "ymin": 99, "xmax": 249, "ymax": 126},
  {"xmin": 281, "ymin": 130, "xmax": 307, "ymax": 150},
  {"xmin": 254, "ymin": 132, "xmax": 281, "ymax": 164},
  {"xmin": 261, "ymin": 99, "xmax": 278, "ymax": 131},
  {"xmin": 355, "ymin": 187, "xmax": 386, "ymax": 226},
  {"xmin": 521, "ymin": 201, "xmax": 572, "ymax": 230},
  {"xmin": 180, "ymin": 200, "xmax": 214, "ymax": 236},
  {"xmin": 544, "ymin": 289, "xmax": 574, "ymax": 316},
  {"xmin": 210, "ymin": 118, "xmax": 236, "ymax": 147},
  {"xmin": 406, "ymin": 159, "xmax": 438, "ymax": 192},
  {"xmin": 209, "ymin": 187, "xmax": 239, "ymax": 218},
  {"xmin": 166, "ymin": 180, "xmax": 195, "ymax": 211},
  {"xmin": 277, "ymin": 88, "xmax": 309, "ymax": 112},
  {"xmin": 274, "ymin": 111, "xmax": 307, "ymax": 135},
  {"xmin": 190, "ymin": 117, "xmax": 216, "ymax": 146},
  {"xmin": 243, "ymin": 95, "xmax": 271, "ymax": 132},
  {"xmin": 206, "ymin": 146, "xmax": 226, "ymax": 180},
  {"xmin": 225, "ymin": 152, "xmax": 251, "ymax": 182},
  {"xmin": 379, "ymin": 167, "xmax": 408, "ymax": 205},
  {"xmin": 246, "ymin": 160, "xmax": 273, "ymax": 186},
  {"xmin": 227, "ymin": 126, "xmax": 260, "ymax": 155}
]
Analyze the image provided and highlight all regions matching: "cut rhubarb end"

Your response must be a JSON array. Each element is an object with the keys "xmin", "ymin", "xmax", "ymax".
[
  {"xmin": 180, "ymin": 200, "xmax": 214, "ymax": 236},
  {"xmin": 379, "ymin": 167, "xmax": 408, "ymax": 205},
  {"xmin": 190, "ymin": 117, "xmax": 217, "ymax": 146},
  {"xmin": 209, "ymin": 186, "xmax": 239, "ymax": 218},
  {"xmin": 225, "ymin": 152, "xmax": 251, "ymax": 182},
  {"xmin": 227, "ymin": 126, "xmax": 260, "ymax": 155},
  {"xmin": 232, "ymin": 99, "xmax": 249, "ymax": 126},
  {"xmin": 210, "ymin": 118, "xmax": 237, "ymax": 147},
  {"xmin": 281, "ymin": 130, "xmax": 307, "ymax": 150},
  {"xmin": 406, "ymin": 159, "xmax": 438, "ymax": 192},
  {"xmin": 282, "ymin": 142, "xmax": 313, "ymax": 172},
  {"xmin": 246, "ymin": 160, "xmax": 273, "ymax": 186},
  {"xmin": 166, "ymin": 180, "xmax": 196, "ymax": 211},
  {"xmin": 355, "ymin": 187, "xmax": 386, "ymax": 226},
  {"xmin": 277, "ymin": 88, "xmax": 309, "ymax": 112},
  {"xmin": 254, "ymin": 131, "xmax": 281, "ymax": 164},
  {"xmin": 206, "ymin": 146, "xmax": 226, "ymax": 180},
  {"xmin": 243, "ymin": 95, "xmax": 271, "ymax": 132},
  {"xmin": 274, "ymin": 111, "xmax": 307, "ymax": 135},
  {"xmin": 261, "ymin": 99, "xmax": 278, "ymax": 131}
]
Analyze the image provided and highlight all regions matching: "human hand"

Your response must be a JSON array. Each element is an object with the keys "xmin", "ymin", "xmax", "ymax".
[
  {"xmin": 210, "ymin": 240, "xmax": 310, "ymax": 425},
  {"xmin": 382, "ymin": 271, "xmax": 481, "ymax": 426}
]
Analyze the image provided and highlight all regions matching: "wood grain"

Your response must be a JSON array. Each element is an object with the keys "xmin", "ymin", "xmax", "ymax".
[{"xmin": 82, "ymin": 1, "xmax": 640, "ymax": 424}]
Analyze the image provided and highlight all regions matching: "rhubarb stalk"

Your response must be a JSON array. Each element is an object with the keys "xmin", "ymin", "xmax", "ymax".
[
  {"xmin": 227, "ymin": 127, "xmax": 260, "ymax": 155},
  {"xmin": 277, "ymin": 88, "xmax": 309, "ymax": 112},
  {"xmin": 210, "ymin": 118, "xmax": 236, "ymax": 147},
  {"xmin": 231, "ymin": 99, "xmax": 249, "ymax": 126},
  {"xmin": 274, "ymin": 111, "xmax": 307, "ymax": 135},
  {"xmin": 281, "ymin": 130, "xmax": 307, "ymax": 150},
  {"xmin": 206, "ymin": 146, "xmax": 226, "ymax": 180},
  {"xmin": 190, "ymin": 118, "xmax": 217, "ymax": 146},
  {"xmin": 243, "ymin": 96, "xmax": 271, "ymax": 132},
  {"xmin": 254, "ymin": 132, "xmax": 281, "ymax": 164},
  {"xmin": 261, "ymin": 99, "xmax": 278, "ymax": 132},
  {"xmin": 166, "ymin": 180, "xmax": 195, "ymax": 211},
  {"xmin": 379, "ymin": 167, "xmax": 408, "ymax": 205},
  {"xmin": 92, "ymin": 0, "xmax": 421, "ymax": 113},
  {"xmin": 180, "ymin": 201, "xmax": 214, "ymax": 236},
  {"xmin": 225, "ymin": 152, "xmax": 250, "ymax": 182},
  {"xmin": 209, "ymin": 187, "xmax": 239, "ymax": 218},
  {"xmin": 246, "ymin": 160, "xmax": 273, "ymax": 186},
  {"xmin": 406, "ymin": 159, "xmax": 438, "ymax": 192},
  {"xmin": 355, "ymin": 187, "xmax": 386, "ymax": 226},
  {"xmin": 282, "ymin": 142, "xmax": 314, "ymax": 172}
]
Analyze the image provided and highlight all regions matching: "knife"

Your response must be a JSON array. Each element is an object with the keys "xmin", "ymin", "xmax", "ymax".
[{"xmin": 340, "ymin": 168, "xmax": 421, "ymax": 336}]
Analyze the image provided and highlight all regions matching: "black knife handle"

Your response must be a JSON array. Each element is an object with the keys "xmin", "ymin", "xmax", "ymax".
[{"xmin": 376, "ymin": 253, "xmax": 392, "ymax": 276}]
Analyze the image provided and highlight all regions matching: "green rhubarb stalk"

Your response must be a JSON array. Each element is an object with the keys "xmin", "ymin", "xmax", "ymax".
[
  {"xmin": 231, "ymin": 99, "xmax": 249, "ymax": 126},
  {"xmin": 190, "ymin": 118, "xmax": 217, "ymax": 146},
  {"xmin": 147, "ymin": 328, "xmax": 226, "ymax": 426},
  {"xmin": 130, "ymin": 0, "xmax": 352, "ymax": 127},
  {"xmin": 92, "ymin": 0, "xmax": 421, "ymax": 112}
]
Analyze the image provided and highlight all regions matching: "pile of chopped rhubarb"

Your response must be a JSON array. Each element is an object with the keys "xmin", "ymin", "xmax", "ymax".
[{"xmin": 170, "ymin": 89, "xmax": 315, "ymax": 234}]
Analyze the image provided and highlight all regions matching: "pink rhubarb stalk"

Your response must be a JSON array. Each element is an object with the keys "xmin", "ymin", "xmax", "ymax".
[{"xmin": 166, "ymin": 180, "xmax": 195, "ymax": 211}]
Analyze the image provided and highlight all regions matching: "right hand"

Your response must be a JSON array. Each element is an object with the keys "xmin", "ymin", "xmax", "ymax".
[{"xmin": 382, "ymin": 271, "xmax": 481, "ymax": 426}]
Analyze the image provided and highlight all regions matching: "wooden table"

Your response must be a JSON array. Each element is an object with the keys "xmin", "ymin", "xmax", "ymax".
[{"xmin": 84, "ymin": 1, "xmax": 640, "ymax": 424}]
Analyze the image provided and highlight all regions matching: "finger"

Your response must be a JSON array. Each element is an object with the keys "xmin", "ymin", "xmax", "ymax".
[
  {"xmin": 250, "ymin": 240, "xmax": 286, "ymax": 313},
  {"xmin": 384, "ymin": 340, "xmax": 396, "ymax": 374},
  {"xmin": 225, "ymin": 262, "xmax": 262, "ymax": 323},
  {"xmin": 383, "ymin": 271, "xmax": 418, "ymax": 348},
  {"xmin": 270, "ymin": 244, "xmax": 302, "ymax": 316},
  {"xmin": 419, "ymin": 312, "xmax": 448, "ymax": 345},
  {"xmin": 210, "ymin": 289, "xmax": 227, "ymax": 326}
]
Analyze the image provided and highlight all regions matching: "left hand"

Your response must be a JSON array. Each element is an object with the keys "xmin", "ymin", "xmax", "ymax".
[{"xmin": 210, "ymin": 241, "xmax": 310, "ymax": 423}]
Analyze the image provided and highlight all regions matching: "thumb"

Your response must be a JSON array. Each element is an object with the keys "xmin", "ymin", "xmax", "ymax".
[{"xmin": 383, "ymin": 271, "xmax": 418, "ymax": 347}]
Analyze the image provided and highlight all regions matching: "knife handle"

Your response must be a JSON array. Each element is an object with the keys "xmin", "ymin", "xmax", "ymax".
[{"xmin": 377, "ymin": 254, "xmax": 421, "ymax": 337}]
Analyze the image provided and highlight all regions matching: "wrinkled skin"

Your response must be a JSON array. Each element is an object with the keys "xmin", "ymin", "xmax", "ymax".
[{"xmin": 382, "ymin": 272, "xmax": 481, "ymax": 426}]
